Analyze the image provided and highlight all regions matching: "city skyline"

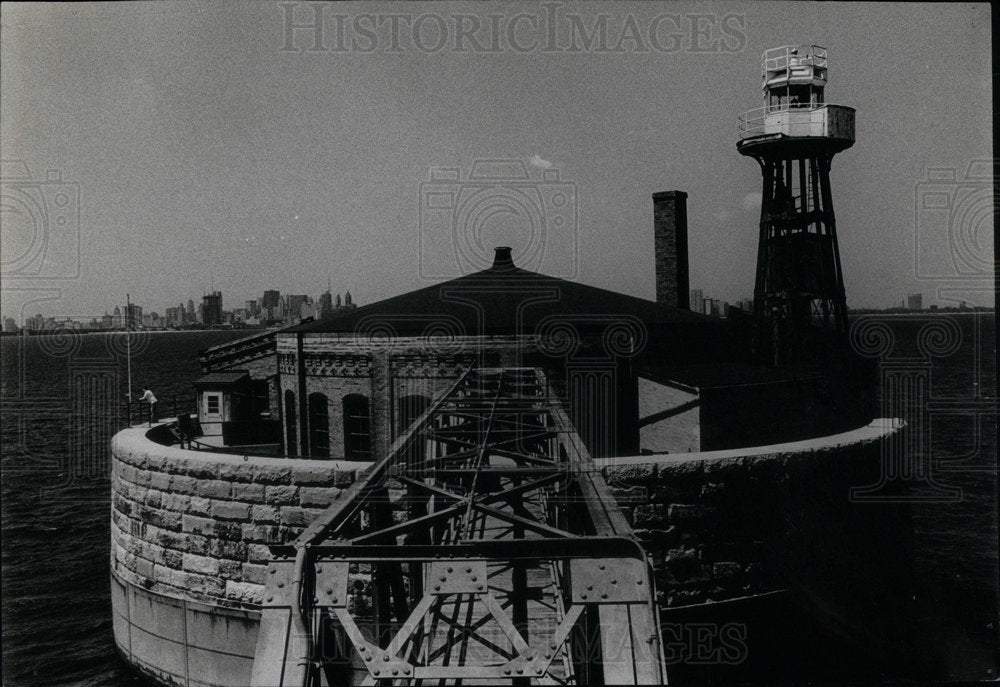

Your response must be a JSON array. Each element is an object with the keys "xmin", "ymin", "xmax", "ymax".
[
  {"xmin": 1, "ymin": 2, "xmax": 992, "ymax": 324},
  {"xmin": 15, "ymin": 283, "xmax": 972, "ymax": 333},
  {"xmin": 9, "ymin": 282, "xmax": 358, "ymax": 329}
]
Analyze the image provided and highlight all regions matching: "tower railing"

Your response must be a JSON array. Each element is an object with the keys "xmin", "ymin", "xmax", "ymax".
[
  {"xmin": 738, "ymin": 103, "xmax": 856, "ymax": 140},
  {"xmin": 762, "ymin": 45, "xmax": 827, "ymax": 77}
]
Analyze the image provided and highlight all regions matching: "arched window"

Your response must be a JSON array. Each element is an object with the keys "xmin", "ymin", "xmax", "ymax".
[
  {"xmin": 342, "ymin": 394, "xmax": 371, "ymax": 461},
  {"xmin": 284, "ymin": 390, "xmax": 297, "ymax": 456},
  {"xmin": 397, "ymin": 394, "xmax": 431, "ymax": 435},
  {"xmin": 308, "ymin": 392, "xmax": 330, "ymax": 458}
]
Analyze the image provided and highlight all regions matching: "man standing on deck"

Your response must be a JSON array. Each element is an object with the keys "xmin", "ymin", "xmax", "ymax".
[{"xmin": 139, "ymin": 388, "xmax": 157, "ymax": 426}]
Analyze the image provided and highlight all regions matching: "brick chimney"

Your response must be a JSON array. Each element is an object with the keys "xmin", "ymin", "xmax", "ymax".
[{"xmin": 652, "ymin": 191, "xmax": 689, "ymax": 310}]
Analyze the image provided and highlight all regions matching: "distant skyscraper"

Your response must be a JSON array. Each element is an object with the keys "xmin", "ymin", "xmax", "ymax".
[
  {"xmin": 907, "ymin": 293, "xmax": 923, "ymax": 311},
  {"xmin": 689, "ymin": 289, "xmax": 704, "ymax": 314},
  {"xmin": 125, "ymin": 303, "xmax": 142, "ymax": 329},
  {"xmin": 186, "ymin": 300, "xmax": 196, "ymax": 321},
  {"xmin": 284, "ymin": 294, "xmax": 309, "ymax": 321},
  {"xmin": 319, "ymin": 291, "xmax": 333, "ymax": 319},
  {"xmin": 202, "ymin": 291, "xmax": 223, "ymax": 326},
  {"xmin": 262, "ymin": 290, "xmax": 280, "ymax": 310},
  {"xmin": 165, "ymin": 307, "xmax": 180, "ymax": 327}
]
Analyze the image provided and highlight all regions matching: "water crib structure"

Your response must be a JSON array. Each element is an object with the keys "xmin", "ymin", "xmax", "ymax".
[{"xmin": 109, "ymin": 45, "xmax": 916, "ymax": 687}]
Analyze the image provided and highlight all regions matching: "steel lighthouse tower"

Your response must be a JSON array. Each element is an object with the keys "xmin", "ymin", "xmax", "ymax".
[{"xmin": 738, "ymin": 45, "xmax": 855, "ymax": 365}]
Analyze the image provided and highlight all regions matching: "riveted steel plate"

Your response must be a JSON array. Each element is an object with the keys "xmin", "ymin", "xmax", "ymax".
[
  {"xmin": 569, "ymin": 558, "xmax": 649, "ymax": 604},
  {"xmin": 313, "ymin": 561, "xmax": 349, "ymax": 607},
  {"xmin": 260, "ymin": 560, "xmax": 296, "ymax": 607},
  {"xmin": 427, "ymin": 560, "xmax": 489, "ymax": 594},
  {"xmin": 357, "ymin": 643, "xmax": 415, "ymax": 680}
]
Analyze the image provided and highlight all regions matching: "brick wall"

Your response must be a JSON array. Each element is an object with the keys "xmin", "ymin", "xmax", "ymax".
[
  {"xmin": 110, "ymin": 425, "xmax": 364, "ymax": 609},
  {"xmin": 274, "ymin": 334, "xmax": 521, "ymax": 459},
  {"xmin": 242, "ymin": 355, "xmax": 279, "ymax": 414}
]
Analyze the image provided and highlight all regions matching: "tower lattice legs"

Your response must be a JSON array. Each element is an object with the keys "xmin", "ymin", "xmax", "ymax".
[{"xmin": 752, "ymin": 153, "xmax": 849, "ymax": 365}]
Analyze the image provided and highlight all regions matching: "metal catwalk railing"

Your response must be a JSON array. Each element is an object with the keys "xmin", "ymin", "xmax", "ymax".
[
  {"xmin": 122, "ymin": 395, "xmax": 195, "ymax": 427},
  {"xmin": 250, "ymin": 367, "xmax": 667, "ymax": 686}
]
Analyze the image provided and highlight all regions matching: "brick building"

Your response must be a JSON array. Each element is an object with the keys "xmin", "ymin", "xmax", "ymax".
[
  {"xmin": 273, "ymin": 243, "xmax": 730, "ymax": 461},
  {"xmin": 199, "ymin": 191, "xmax": 870, "ymax": 462}
]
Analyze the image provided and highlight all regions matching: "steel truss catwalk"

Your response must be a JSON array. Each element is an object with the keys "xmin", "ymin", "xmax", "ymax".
[{"xmin": 250, "ymin": 367, "xmax": 667, "ymax": 686}]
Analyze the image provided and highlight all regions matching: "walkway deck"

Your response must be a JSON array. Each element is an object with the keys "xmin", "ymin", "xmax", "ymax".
[{"xmin": 250, "ymin": 368, "xmax": 667, "ymax": 686}]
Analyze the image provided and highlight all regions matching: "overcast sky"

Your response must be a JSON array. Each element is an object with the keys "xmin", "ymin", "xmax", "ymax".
[{"xmin": 0, "ymin": 1, "xmax": 992, "ymax": 322}]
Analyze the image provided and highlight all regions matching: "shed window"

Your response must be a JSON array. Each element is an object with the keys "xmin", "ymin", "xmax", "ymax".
[
  {"xmin": 207, "ymin": 394, "xmax": 220, "ymax": 414},
  {"xmin": 252, "ymin": 380, "xmax": 270, "ymax": 415},
  {"xmin": 308, "ymin": 392, "xmax": 330, "ymax": 458},
  {"xmin": 342, "ymin": 394, "xmax": 372, "ymax": 460},
  {"xmin": 285, "ymin": 390, "xmax": 297, "ymax": 456}
]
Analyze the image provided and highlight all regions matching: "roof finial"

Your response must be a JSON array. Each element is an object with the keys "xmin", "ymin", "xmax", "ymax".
[{"xmin": 492, "ymin": 246, "xmax": 514, "ymax": 270}]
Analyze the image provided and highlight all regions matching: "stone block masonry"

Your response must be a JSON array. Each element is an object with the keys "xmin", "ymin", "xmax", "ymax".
[
  {"xmin": 604, "ymin": 421, "xmax": 911, "ymax": 606},
  {"xmin": 601, "ymin": 420, "xmax": 916, "ymax": 664},
  {"xmin": 110, "ymin": 425, "xmax": 369, "ymax": 610}
]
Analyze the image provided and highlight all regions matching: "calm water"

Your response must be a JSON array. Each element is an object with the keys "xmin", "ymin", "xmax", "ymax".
[{"xmin": 1, "ymin": 318, "xmax": 996, "ymax": 685}]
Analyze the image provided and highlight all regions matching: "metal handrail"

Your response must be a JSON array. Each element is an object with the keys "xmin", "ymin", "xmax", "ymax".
[
  {"xmin": 737, "ymin": 102, "xmax": 855, "ymax": 139},
  {"xmin": 762, "ymin": 45, "xmax": 827, "ymax": 74},
  {"xmin": 122, "ymin": 395, "xmax": 195, "ymax": 427}
]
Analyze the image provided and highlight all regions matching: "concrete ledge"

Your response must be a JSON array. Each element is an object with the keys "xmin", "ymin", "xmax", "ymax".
[
  {"xmin": 596, "ymin": 418, "xmax": 903, "ymax": 468},
  {"xmin": 114, "ymin": 421, "xmax": 372, "ymax": 477}
]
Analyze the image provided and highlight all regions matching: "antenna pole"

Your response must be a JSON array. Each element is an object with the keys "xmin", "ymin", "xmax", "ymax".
[{"xmin": 126, "ymin": 293, "xmax": 133, "ymax": 400}]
